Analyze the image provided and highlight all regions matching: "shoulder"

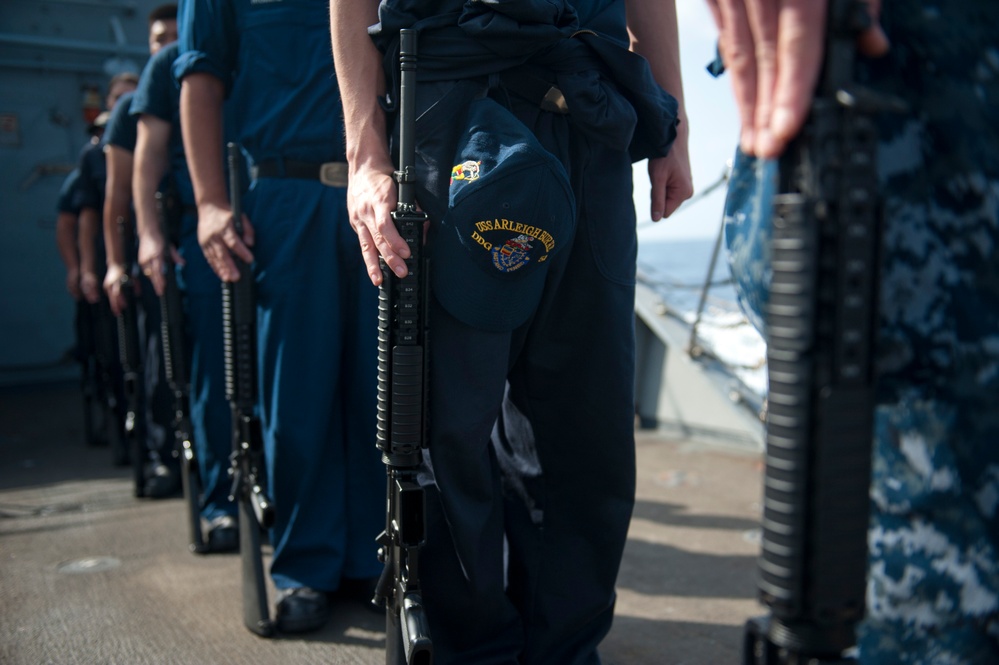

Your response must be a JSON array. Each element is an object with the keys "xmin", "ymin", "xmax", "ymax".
[{"xmin": 107, "ymin": 92, "xmax": 136, "ymax": 127}]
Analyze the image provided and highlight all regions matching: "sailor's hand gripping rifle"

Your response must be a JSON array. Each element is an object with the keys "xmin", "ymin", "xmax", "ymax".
[
  {"xmin": 224, "ymin": 143, "xmax": 275, "ymax": 637},
  {"xmin": 116, "ymin": 215, "xmax": 146, "ymax": 497},
  {"xmin": 371, "ymin": 27, "xmax": 433, "ymax": 665},
  {"xmin": 743, "ymin": 2, "xmax": 906, "ymax": 663},
  {"xmin": 155, "ymin": 184, "xmax": 206, "ymax": 553}
]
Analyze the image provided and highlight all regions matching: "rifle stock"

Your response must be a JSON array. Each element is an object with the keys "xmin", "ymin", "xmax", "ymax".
[
  {"xmin": 743, "ymin": 2, "xmax": 905, "ymax": 663},
  {"xmin": 156, "ymin": 187, "xmax": 206, "ymax": 554},
  {"xmin": 372, "ymin": 28, "xmax": 433, "ymax": 665},
  {"xmin": 223, "ymin": 143, "xmax": 275, "ymax": 637},
  {"xmin": 116, "ymin": 215, "xmax": 145, "ymax": 498}
]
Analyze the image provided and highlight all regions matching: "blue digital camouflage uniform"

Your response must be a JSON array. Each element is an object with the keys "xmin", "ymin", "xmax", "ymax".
[
  {"xmin": 174, "ymin": 0, "xmax": 384, "ymax": 592},
  {"xmin": 724, "ymin": 1, "xmax": 999, "ymax": 662},
  {"xmin": 857, "ymin": 2, "xmax": 999, "ymax": 662},
  {"xmin": 130, "ymin": 41, "xmax": 235, "ymax": 524}
]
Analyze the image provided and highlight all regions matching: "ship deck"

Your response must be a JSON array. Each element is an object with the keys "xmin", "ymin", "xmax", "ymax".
[{"xmin": 0, "ymin": 380, "xmax": 765, "ymax": 665}]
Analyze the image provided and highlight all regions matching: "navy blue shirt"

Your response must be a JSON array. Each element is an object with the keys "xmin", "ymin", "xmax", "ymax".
[
  {"xmin": 74, "ymin": 140, "xmax": 106, "ymax": 212},
  {"xmin": 174, "ymin": 0, "xmax": 345, "ymax": 165},
  {"xmin": 58, "ymin": 168, "xmax": 82, "ymax": 215},
  {"xmin": 131, "ymin": 42, "xmax": 195, "ymax": 207},
  {"xmin": 73, "ymin": 139, "xmax": 109, "ymax": 266},
  {"xmin": 104, "ymin": 90, "xmax": 138, "ymax": 153}
]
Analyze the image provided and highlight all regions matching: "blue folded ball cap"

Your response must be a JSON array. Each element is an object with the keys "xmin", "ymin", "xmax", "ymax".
[
  {"xmin": 432, "ymin": 98, "xmax": 575, "ymax": 332},
  {"xmin": 722, "ymin": 148, "xmax": 777, "ymax": 337}
]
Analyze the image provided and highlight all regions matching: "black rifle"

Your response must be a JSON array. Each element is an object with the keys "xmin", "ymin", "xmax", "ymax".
[
  {"xmin": 77, "ymin": 299, "xmax": 103, "ymax": 447},
  {"xmin": 223, "ymin": 142, "xmax": 275, "ymax": 637},
  {"xmin": 117, "ymin": 215, "xmax": 146, "ymax": 498},
  {"xmin": 156, "ymin": 185, "xmax": 206, "ymax": 553},
  {"xmin": 92, "ymin": 296, "xmax": 127, "ymax": 464},
  {"xmin": 80, "ymin": 299, "xmax": 126, "ymax": 455},
  {"xmin": 371, "ymin": 28, "xmax": 433, "ymax": 665},
  {"xmin": 743, "ymin": 2, "xmax": 905, "ymax": 663}
]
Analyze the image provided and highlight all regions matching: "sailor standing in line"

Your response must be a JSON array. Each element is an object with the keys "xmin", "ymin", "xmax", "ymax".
[
  {"xmin": 131, "ymin": 35, "xmax": 239, "ymax": 551},
  {"xmin": 101, "ymin": 4, "xmax": 181, "ymax": 497},
  {"xmin": 175, "ymin": 0, "xmax": 385, "ymax": 633},
  {"xmin": 715, "ymin": 1, "xmax": 999, "ymax": 662},
  {"xmin": 76, "ymin": 73, "xmax": 138, "ymax": 464},
  {"xmin": 332, "ymin": 1, "xmax": 692, "ymax": 662}
]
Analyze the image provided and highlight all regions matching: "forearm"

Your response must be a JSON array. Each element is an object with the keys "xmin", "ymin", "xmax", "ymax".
[
  {"xmin": 179, "ymin": 73, "xmax": 227, "ymax": 209},
  {"xmin": 626, "ymin": 0, "xmax": 688, "ymax": 138},
  {"xmin": 330, "ymin": 0, "xmax": 418, "ymax": 283},
  {"xmin": 56, "ymin": 212, "xmax": 80, "ymax": 272},
  {"xmin": 329, "ymin": 0, "xmax": 392, "ymax": 175},
  {"xmin": 103, "ymin": 146, "xmax": 133, "ymax": 269},
  {"xmin": 134, "ymin": 117, "xmax": 171, "ymax": 243},
  {"xmin": 78, "ymin": 208, "xmax": 99, "ymax": 275},
  {"xmin": 625, "ymin": 0, "xmax": 692, "ymax": 219}
]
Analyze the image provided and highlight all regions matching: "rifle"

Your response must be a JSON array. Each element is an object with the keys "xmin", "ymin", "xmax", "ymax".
[
  {"xmin": 743, "ymin": 2, "xmax": 905, "ymax": 663},
  {"xmin": 92, "ymin": 296, "xmax": 127, "ymax": 465},
  {"xmin": 116, "ymin": 215, "xmax": 146, "ymax": 498},
  {"xmin": 77, "ymin": 299, "xmax": 102, "ymax": 447},
  {"xmin": 156, "ymin": 184, "xmax": 206, "ymax": 554},
  {"xmin": 371, "ymin": 27, "xmax": 433, "ymax": 665},
  {"xmin": 223, "ymin": 142, "xmax": 275, "ymax": 637},
  {"xmin": 79, "ymin": 299, "xmax": 125, "ymax": 454}
]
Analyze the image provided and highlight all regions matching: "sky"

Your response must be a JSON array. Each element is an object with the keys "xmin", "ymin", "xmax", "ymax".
[{"xmin": 632, "ymin": 3, "xmax": 740, "ymax": 242}]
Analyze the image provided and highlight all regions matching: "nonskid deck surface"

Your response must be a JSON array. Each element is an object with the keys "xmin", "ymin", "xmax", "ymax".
[{"xmin": 0, "ymin": 382, "xmax": 763, "ymax": 665}]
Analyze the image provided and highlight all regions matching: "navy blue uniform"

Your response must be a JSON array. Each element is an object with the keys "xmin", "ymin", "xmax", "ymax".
[
  {"xmin": 175, "ymin": 0, "xmax": 383, "ymax": 591},
  {"xmin": 58, "ymin": 168, "xmax": 82, "ymax": 215},
  {"xmin": 74, "ymin": 137, "xmax": 109, "ymax": 270},
  {"xmin": 75, "ymin": 132, "xmax": 126, "ymax": 454},
  {"xmin": 369, "ymin": 1, "xmax": 678, "ymax": 662},
  {"xmin": 105, "ymin": 85, "xmax": 177, "ymax": 480},
  {"xmin": 131, "ymin": 41, "xmax": 234, "ymax": 524},
  {"xmin": 59, "ymin": 168, "xmax": 92, "ymax": 366},
  {"xmin": 104, "ymin": 93, "xmax": 138, "ymax": 153}
]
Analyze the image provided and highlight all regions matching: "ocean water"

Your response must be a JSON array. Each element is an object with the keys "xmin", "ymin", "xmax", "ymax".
[{"xmin": 635, "ymin": 231, "xmax": 768, "ymax": 402}]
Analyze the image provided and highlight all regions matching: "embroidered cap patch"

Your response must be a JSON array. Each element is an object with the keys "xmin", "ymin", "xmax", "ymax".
[{"xmin": 432, "ymin": 97, "xmax": 575, "ymax": 332}]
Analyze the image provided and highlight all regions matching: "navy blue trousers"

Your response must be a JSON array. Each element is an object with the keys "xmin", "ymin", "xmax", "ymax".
[
  {"xmin": 416, "ymin": 106, "xmax": 639, "ymax": 664},
  {"xmin": 246, "ymin": 177, "xmax": 384, "ymax": 591},
  {"xmin": 177, "ymin": 213, "xmax": 234, "ymax": 522}
]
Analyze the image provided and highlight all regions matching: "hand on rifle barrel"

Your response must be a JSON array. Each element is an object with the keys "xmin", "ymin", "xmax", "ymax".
[
  {"xmin": 706, "ymin": 0, "xmax": 890, "ymax": 159},
  {"xmin": 103, "ymin": 262, "xmax": 131, "ymax": 317},
  {"xmin": 345, "ymin": 154, "xmax": 412, "ymax": 286},
  {"xmin": 138, "ymin": 227, "xmax": 184, "ymax": 297},
  {"xmin": 197, "ymin": 200, "xmax": 255, "ymax": 283}
]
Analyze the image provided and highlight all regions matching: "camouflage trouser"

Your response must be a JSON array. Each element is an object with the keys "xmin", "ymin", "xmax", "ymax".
[
  {"xmin": 856, "ymin": 2, "xmax": 999, "ymax": 661},
  {"xmin": 861, "ymin": 395, "xmax": 999, "ymax": 664}
]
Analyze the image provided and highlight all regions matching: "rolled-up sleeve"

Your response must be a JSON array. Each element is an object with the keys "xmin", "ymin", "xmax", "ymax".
[
  {"xmin": 104, "ymin": 92, "xmax": 138, "ymax": 152},
  {"xmin": 75, "ymin": 145, "xmax": 103, "ymax": 212},
  {"xmin": 173, "ymin": 0, "xmax": 237, "ymax": 94},
  {"xmin": 132, "ymin": 44, "xmax": 175, "ymax": 121}
]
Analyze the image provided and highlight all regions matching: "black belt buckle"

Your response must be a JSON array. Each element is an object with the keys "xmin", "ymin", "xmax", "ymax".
[{"xmin": 540, "ymin": 86, "xmax": 569, "ymax": 114}]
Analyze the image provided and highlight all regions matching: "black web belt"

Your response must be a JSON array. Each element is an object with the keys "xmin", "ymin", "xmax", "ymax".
[{"xmin": 250, "ymin": 159, "xmax": 349, "ymax": 187}]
